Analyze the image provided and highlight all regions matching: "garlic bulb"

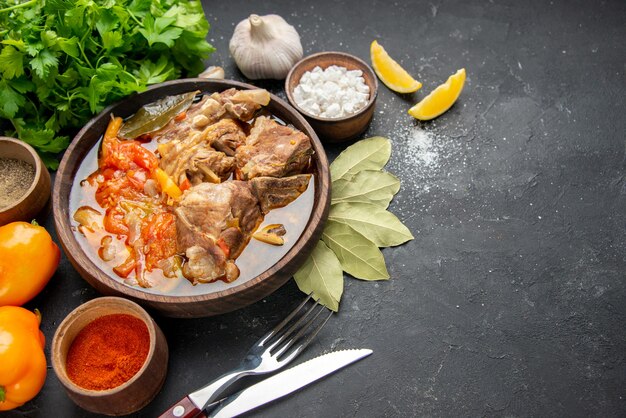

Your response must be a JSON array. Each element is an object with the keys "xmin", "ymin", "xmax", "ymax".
[{"xmin": 229, "ymin": 14, "xmax": 303, "ymax": 80}]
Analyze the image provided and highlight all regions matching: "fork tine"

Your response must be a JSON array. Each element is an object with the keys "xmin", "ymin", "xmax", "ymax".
[
  {"xmin": 277, "ymin": 309, "xmax": 333, "ymax": 362},
  {"xmin": 266, "ymin": 300, "xmax": 320, "ymax": 351},
  {"xmin": 258, "ymin": 294, "xmax": 313, "ymax": 344},
  {"xmin": 272, "ymin": 303, "xmax": 325, "ymax": 356}
]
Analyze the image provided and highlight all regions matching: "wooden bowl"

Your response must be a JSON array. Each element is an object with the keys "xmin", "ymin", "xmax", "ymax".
[
  {"xmin": 53, "ymin": 79, "xmax": 330, "ymax": 318},
  {"xmin": 51, "ymin": 297, "xmax": 168, "ymax": 415},
  {"xmin": 285, "ymin": 52, "xmax": 378, "ymax": 143},
  {"xmin": 0, "ymin": 137, "xmax": 51, "ymax": 225}
]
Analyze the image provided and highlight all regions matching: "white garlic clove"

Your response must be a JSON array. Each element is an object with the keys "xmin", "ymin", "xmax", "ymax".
[
  {"xmin": 199, "ymin": 66, "xmax": 225, "ymax": 79},
  {"xmin": 229, "ymin": 14, "xmax": 303, "ymax": 80}
]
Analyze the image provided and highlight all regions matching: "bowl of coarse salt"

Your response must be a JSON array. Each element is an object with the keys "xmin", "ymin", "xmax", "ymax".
[{"xmin": 286, "ymin": 51, "xmax": 378, "ymax": 142}]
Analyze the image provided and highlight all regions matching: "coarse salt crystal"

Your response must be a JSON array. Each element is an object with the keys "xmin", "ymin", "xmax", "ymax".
[
  {"xmin": 325, "ymin": 103, "xmax": 341, "ymax": 118},
  {"xmin": 293, "ymin": 65, "xmax": 369, "ymax": 118}
]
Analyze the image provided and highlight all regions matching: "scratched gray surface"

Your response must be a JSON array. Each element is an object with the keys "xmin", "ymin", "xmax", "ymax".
[{"xmin": 12, "ymin": 0, "xmax": 626, "ymax": 417}]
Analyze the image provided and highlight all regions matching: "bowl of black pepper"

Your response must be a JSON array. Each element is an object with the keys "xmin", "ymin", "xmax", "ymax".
[{"xmin": 0, "ymin": 137, "xmax": 51, "ymax": 226}]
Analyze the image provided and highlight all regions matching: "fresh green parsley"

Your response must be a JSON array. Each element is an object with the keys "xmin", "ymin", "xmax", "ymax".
[{"xmin": 0, "ymin": 0, "xmax": 214, "ymax": 168}]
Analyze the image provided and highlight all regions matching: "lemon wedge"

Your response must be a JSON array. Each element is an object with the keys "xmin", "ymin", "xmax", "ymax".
[
  {"xmin": 370, "ymin": 40, "xmax": 422, "ymax": 93},
  {"xmin": 408, "ymin": 68, "xmax": 466, "ymax": 121}
]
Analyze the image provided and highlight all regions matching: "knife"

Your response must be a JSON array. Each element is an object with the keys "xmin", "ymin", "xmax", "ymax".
[{"xmin": 160, "ymin": 349, "xmax": 372, "ymax": 418}]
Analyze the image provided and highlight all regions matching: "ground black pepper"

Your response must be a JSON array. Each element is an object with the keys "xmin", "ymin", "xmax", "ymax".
[{"xmin": 0, "ymin": 158, "xmax": 35, "ymax": 209}]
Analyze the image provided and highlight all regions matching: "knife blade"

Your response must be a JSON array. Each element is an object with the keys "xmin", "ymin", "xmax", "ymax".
[{"xmin": 206, "ymin": 348, "xmax": 372, "ymax": 418}]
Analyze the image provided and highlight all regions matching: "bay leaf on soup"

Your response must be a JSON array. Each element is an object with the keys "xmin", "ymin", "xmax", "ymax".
[
  {"xmin": 330, "ymin": 136, "xmax": 391, "ymax": 181},
  {"xmin": 332, "ymin": 170, "xmax": 400, "ymax": 208},
  {"xmin": 322, "ymin": 220, "xmax": 389, "ymax": 281},
  {"xmin": 118, "ymin": 90, "xmax": 199, "ymax": 139},
  {"xmin": 328, "ymin": 202, "xmax": 414, "ymax": 247},
  {"xmin": 294, "ymin": 240, "xmax": 344, "ymax": 311}
]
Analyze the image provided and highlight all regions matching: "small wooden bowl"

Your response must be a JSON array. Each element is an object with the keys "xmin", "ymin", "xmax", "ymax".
[
  {"xmin": 285, "ymin": 52, "xmax": 378, "ymax": 143},
  {"xmin": 0, "ymin": 137, "xmax": 51, "ymax": 225},
  {"xmin": 51, "ymin": 297, "xmax": 168, "ymax": 416}
]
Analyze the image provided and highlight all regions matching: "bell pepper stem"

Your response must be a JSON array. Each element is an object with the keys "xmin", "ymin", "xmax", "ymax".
[
  {"xmin": 34, "ymin": 308, "xmax": 42, "ymax": 324},
  {"xmin": 0, "ymin": 385, "xmax": 5, "ymax": 402}
]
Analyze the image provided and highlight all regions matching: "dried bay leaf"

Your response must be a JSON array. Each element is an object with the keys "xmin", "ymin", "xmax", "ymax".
[
  {"xmin": 119, "ymin": 90, "xmax": 198, "ymax": 139},
  {"xmin": 330, "ymin": 136, "xmax": 391, "ymax": 180},
  {"xmin": 294, "ymin": 240, "xmax": 344, "ymax": 311},
  {"xmin": 329, "ymin": 202, "xmax": 414, "ymax": 247},
  {"xmin": 322, "ymin": 221, "xmax": 389, "ymax": 281},
  {"xmin": 332, "ymin": 170, "xmax": 400, "ymax": 208},
  {"xmin": 295, "ymin": 136, "xmax": 414, "ymax": 310}
]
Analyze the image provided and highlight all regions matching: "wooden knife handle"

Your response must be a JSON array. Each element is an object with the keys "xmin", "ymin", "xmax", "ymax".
[{"xmin": 159, "ymin": 396, "xmax": 207, "ymax": 418}]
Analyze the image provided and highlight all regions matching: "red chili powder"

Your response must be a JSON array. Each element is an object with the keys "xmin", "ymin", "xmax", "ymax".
[{"xmin": 66, "ymin": 313, "xmax": 150, "ymax": 391}]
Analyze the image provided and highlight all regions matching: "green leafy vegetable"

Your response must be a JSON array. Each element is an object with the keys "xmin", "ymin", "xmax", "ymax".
[
  {"xmin": 293, "ymin": 240, "xmax": 344, "ymax": 312},
  {"xmin": 329, "ymin": 202, "xmax": 414, "ymax": 247},
  {"xmin": 0, "ymin": 0, "xmax": 214, "ymax": 168},
  {"xmin": 322, "ymin": 220, "xmax": 389, "ymax": 281},
  {"xmin": 295, "ymin": 136, "xmax": 413, "ymax": 311},
  {"xmin": 329, "ymin": 136, "xmax": 391, "ymax": 180},
  {"xmin": 331, "ymin": 170, "xmax": 400, "ymax": 208},
  {"xmin": 119, "ymin": 90, "xmax": 198, "ymax": 139}
]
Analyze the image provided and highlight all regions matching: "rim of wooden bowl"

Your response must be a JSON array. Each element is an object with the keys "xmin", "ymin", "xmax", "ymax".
[
  {"xmin": 0, "ymin": 136, "xmax": 50, "ymax": 221},
  {"xmin": 285, "ymin": 51, "xmax": 379, "ymax": 123},
  {"xmin": 52, "ymin": 79, "xmax": 330, "ymax": 317}
]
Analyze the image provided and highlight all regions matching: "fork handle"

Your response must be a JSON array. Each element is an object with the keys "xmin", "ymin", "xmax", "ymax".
[
  {"xmin": 187, "ymin": 368, "xmax": 250, "ymax": 406},
  {"xmin": 159, "ymin": 396, "xmax": 206, "ymax": 418}
]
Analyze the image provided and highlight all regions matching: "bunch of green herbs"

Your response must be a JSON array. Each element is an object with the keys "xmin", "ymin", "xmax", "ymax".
[
  {"xmin": 295, "ymin": 137, "xmax": 414, "ymax": 310},
  {"xmin": 0, "ymin": 0, "xmax": 214, "ymax": 168}
]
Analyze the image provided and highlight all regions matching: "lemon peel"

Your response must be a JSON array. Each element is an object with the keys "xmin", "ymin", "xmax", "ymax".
[
  {"xmin": 408, "ymin": 68, "xmax": 466, "ymax": 121},
  {"xmin": 370, "ymin": 40, "xmax": 422, "ymax": 94}
]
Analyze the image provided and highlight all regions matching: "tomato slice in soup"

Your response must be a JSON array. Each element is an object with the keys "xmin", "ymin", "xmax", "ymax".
[{"xmin": 141, "ymin": 212, "xmax": 177, "ymax": 271}]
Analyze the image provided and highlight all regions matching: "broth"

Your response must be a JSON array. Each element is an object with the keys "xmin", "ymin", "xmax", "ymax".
[{"xmin": 70, "ymin": 94, "xmax": 315, "ymax": 297}]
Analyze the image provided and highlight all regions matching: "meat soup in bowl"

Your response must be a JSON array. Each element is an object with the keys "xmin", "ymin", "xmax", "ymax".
[{"xmin": 54, "ymin": 79, "xmax": 330, "ymax": 318}]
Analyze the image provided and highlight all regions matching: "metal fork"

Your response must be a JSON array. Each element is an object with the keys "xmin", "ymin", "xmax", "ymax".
[{"xmin": 189, "ymin": 295, "xmax": 332, "ymax": 411}]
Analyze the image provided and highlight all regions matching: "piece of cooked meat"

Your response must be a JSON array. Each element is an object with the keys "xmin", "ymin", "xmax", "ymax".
[
  {"xmin": 185, "ymin": 148, "xmax": 236, "ymax": 185},
  {"xmin": 235, "ymin": 116, "xmax": 313, "ymax": 180},
  {"xmin": 151, "ymin": 95, "xmax": 226, "ymax": 144},
  {"xmin": 158, "ymin": 119, "xmax": 245, "ymax": 185},
  {"xmin": 205, "ymin": 118, "xmax": 247, "ymax": 156},
  {"xmin": 175, "ymin": 181, "xmax": 262, "ymax": 284},
  {"xmin": 250, "ymin": 174, "xmax": 312, "ymax": 213},
  {"xmin": 176, "ymin": 181, "xmax": 261, "ymax": 250},
  {"xmin": 211, "ymin": 88, "xmax": 270, "ymax": 121},
  {"xmin": 159, "ymin": 142, "xmax": 235, "ymax": 186},
  {"xmin": 181, "ymin": 245, "xmax": 238, "ymax": 285}
]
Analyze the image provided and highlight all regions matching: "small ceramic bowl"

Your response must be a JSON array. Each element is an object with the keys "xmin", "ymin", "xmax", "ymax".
[
  {"xmin": 285, "ymin": 51, "xmax": 378, "ymax": 143},
  {"xmin": 52, "ymin": 297, "xmax": 168, "ymax": 415},
  {"xmin": 0, "ymin": 137, "xmax": 51, "ymax": 225}
]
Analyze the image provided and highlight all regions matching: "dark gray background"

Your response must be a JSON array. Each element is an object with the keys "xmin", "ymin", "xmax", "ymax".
[{"xmin": 10, "ymin": 0, "xmax": 626, "ymax": 416}]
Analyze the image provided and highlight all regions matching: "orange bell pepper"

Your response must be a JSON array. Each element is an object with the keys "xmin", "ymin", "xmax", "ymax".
[
  {"xmin": 155, "ymin": 168, "xmax": 183, "ymax": 200},
  {"xmin": 0, "ymin": 222, "xmax": 60, "ymax": 306},
  {"xmin": 0, "ymin": 306, "xmax": 47, "ymax": 411}
]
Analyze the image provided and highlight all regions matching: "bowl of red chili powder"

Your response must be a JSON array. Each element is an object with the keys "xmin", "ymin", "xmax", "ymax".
[{"xmin": 52, "ymin": 297, "xmax": 168, "ymax": 415}]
